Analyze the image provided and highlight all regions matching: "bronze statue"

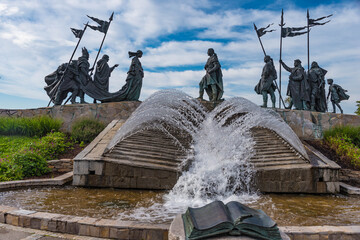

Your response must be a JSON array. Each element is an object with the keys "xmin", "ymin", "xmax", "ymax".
[
  {"xmin": 255, "ymin": 55, "xmax": 277, "ymax": 108},
  {"xmin": 327, "ymin": 79, "xmax": 349, "ymax": 114},
  {"xmin": 76, "ymin": 47, "xmax": 91, "ymax": 104},
  {"xmin": 44, "ymin": 61, "xmax": 82, "ymax": 105},
  {"xmin": 280, "ymin": 59, "xmax": 306, "ymax": 110},
  {"xmin": 308, "ymin": 61, "xmax": 327, "ymax": 112},
  {"xmin": 93, "ymin": 54, "xmax": 119, "ymax": 103},
  {"xmin": 198, "ymin": 48, "xmax": 224, "ymax": 102}
]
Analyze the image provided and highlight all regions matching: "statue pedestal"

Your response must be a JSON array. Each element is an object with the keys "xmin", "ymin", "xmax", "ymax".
[{"xmin": 168, "ymin": 215, "xmax": 290, "ymax": 240}]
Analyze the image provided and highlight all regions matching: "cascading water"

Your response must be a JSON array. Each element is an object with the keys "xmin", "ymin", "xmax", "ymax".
[{"xmin": 114, "ymin": 90, "xmax": 308, "ymax": 222}]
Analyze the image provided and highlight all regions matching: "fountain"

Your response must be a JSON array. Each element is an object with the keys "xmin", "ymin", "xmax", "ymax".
[{"xmin": 73, "ymin": 90, "xmax": 339, "ymax": 194}]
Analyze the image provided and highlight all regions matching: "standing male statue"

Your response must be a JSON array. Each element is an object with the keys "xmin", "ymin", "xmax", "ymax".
[
  {"xmin": 254, "ymin": 55, "xmax": 277, "ymax": 108},
  {"xmin": 327, "ymin": 79, "xmax": 349, "ymax": 114},
  {"xmin": 280, "ymin": 59, "xmax": 306, "ymax": 110},
  {"xmin": 77, "ymin": 47, "xmax": 91, "ymax": 104},
  {"xmin": 308, "ymin": 61, "xmax": 327, "ymax": 112},
  {"xmin": 198, "ymin": 48, "xmax": 224, "ymax": 102},
  {"xmin": 93, "ymin": 54, "xmax": 119, "ymax": 103}
]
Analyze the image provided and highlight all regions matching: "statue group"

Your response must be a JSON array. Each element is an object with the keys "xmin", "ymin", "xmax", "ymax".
[
  {"xmin": 255, "ymin": 56, "xmax": 349, "ymax": 114},
  {"xmin": 44, "ymin": 49, "xmax": 143, "ymax": 105}
]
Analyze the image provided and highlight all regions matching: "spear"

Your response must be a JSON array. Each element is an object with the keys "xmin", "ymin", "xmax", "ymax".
[
  {"xmin": 279, "ymin": 9, "xmax": 285, "ymax": 109},
  {"xmin": 47, "ymin": 22, "xmax": 89, "ymax": 107},
  {"xmin": 89, "ymin": 12, "xmax": 114, "ymax": 77}
]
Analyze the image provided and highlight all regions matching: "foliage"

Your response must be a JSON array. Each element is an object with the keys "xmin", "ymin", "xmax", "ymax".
[
  {"xmin": 27, "ymin": 132, "xmax": 72, "ymax": 160},
  {"xmin": 323, "ymin": 125, "xmax": 360, "ymax": 147},
  {"xmin": 71, "ymin": 118, "xmax": 105, "ymax": 143},
  {"xmin": 12, "ymin": 151, "xmax": 50, "ymax": 177},
  {"xmin": 325, "ymin": 136, "xmax": 360, "ymax": 168},
  {"xmin": 356, "ymin": 101, "xmax": 360, "ymax": 115},
  {"xmin": 0, "ymin": 116, "xmax": 62, "ymax": 137},
  {"xmin": 0, "ymin": 136, "xmax": 38, "ymax": 159},
  {"xmin": 0, "ymin": 158, "xmax": 23, "ymax": 181},
  {"xmin": 323, "ymin": 126, "xmax": 360, "ymax": 168}
]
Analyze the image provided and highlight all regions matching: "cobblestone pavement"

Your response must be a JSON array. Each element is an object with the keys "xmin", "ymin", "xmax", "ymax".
[{"xmin": 0, "ymin": 223, "xmax": 108, "ymax": 240}]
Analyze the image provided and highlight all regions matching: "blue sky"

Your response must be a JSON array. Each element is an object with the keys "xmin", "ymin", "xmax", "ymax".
[{"xmin": 0, "ymin": 0, "xmax": 359, "ymax": 114}]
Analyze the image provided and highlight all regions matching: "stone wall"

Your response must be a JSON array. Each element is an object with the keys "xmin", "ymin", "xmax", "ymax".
[
  {"xmin": 48, "ymin": 159, "xmax": 73, "ymax": 173},
  {"xmin": 276, "ymin": 109, "xmax": 360, "ymax": 139},
  {"xmin": 0, "ymin": 101, "xmax": 141, "ymax": 132},
  {"xmin": 1, "ymin": 102, "xmax": 359, "ymax": 139}
]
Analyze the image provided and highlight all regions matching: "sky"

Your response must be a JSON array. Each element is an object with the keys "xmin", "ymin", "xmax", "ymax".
[{"xmin": 0, "ymin": 0, "xmax": 359, "ymax": 114}]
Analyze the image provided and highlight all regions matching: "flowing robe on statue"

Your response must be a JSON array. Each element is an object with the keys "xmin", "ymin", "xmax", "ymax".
[
  {"xmin": 93, "ymin": 59, "xmax": 112, "ymax": 92},
  {"xmin": 255, "ymin": 61, "xmax": 277, "ymax": 94},
  {"xmin": 308, "ymin": 66, "xmax": 327, "ymax": 112},
  {"xmin": 199, "ymin": 54, "xmax": 224, "ymax": 100},
  {"xmin": 282, "ymin": 64, "xmax": 306, "ymax": 110}
]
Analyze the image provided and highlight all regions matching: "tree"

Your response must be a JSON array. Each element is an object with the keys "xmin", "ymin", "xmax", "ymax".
[{"xmin": 355, "ymin": 101, "xmax": 360, "ymax": 115}]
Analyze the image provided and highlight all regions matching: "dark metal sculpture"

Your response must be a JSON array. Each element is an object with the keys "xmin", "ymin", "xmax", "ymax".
[
  {"xmin": 308, "ymin": 61, "xmax": 327, "ymax": 112},
  {"xmin": 280, "ymin": 59, "xmax": 307, "ymax": 110},
  {"xmin": 198, "ymin": 48, "xmax": 224, "ymax": 102},
  {"xmin": 255, "ymin": 56, "xmax": 277, "ymax": 108},
  {"xmin": 327, "ymin": 79, "xmax": 349, "ymax": 114},
  {"xmin": 101, "ymin": 50, "xmax": 144, "ymax": 102},
  {"xmin": 93, "ymin": 55, "xmax": 119, "ymax": 103}
]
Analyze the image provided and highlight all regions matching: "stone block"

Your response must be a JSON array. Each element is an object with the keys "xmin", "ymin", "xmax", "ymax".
[
  {"xmin": 74, "ymin": 161, "xmax": 89, "ymax": 175},
  {"xmin": 110, "ymin": 228, "xmax": 130, "ymax": 239},
  {"xmin": 137, "ymin": 177, "xmax": 160, "ymax": 189},
  {"xmin": 30, "ymin": 218, "xmax": 41, "ymax": 229},
  {"xmin": 0, "ymin": 213, "xmax": 5, "ymax": 223},
  {"xmin": 89, "ymin": 161, "xmax": 104, "ymax": 175},
  {"xmin": 6, "ymin": 214, "xmax": 19, "ymax": 226},
  {"xmin": 99, "ymin": 226, "xmax": 110, "ymax": 238},
  {"xmin": 18, "ymin": 215, "xmax": 31, "ymax": 227},
  {"xmin": 89, "ymin": 225, "xmax": 100, "ymax": 237}
]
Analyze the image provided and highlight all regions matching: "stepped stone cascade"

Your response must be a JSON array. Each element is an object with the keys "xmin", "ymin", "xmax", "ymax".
[
  {"xmin": 73, "ymin": 90, "xmax": 340, "ymax": 193},
  {"xmin": 250, "ymin": 127, "xmax": 308, "ymax": 168}
]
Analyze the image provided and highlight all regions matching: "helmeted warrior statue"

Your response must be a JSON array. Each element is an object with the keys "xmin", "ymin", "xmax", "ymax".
[
  {"xmin": 308, "ymin": 61, "xmax": 327, "ymax": 112},
  {"xmin": 255, "ymin": 55, "xmax": 277, "ymax": 108},
  {"xmin": 280, "ymin": 59, "xmax": 307, "ymax": 110},
  {"xmin": 93, "ymin": 54, "xmax": 119, "ymax": 103},
  {"xmin": 76, "ymin": 47, "xmax": 91, "ymax": 104},
  {"xmin": 198, "ymin": 48, "xmax": 224, "ymax": 102},
  {"xmin": 327, "ymin": 78, "xmax": 349, "ymax": 114}
]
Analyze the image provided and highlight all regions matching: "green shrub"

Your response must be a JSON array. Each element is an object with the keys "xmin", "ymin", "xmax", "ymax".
[
  {"xmin": 71, "ymin": 118, "xmax": 105, "ymax": 143},
  {"xmin": 12, "ymin": 151, "xmax": 50, "ymax": 177},
  {"xmin": 325, "ymin": 136, "xmax": 360, "ymax": 168},
  {"xmin": 0, "ymin": 158, "xmax": 23, "ymax": 181},
  {"xmin": 324, "ymin": 125, "xmax": 360, "ymax": 147},
  {"xmin": 0, "ymin": 116, "xmax": 62, "ymax": 137},
  {"xmin": 27, "ymin": 132, "xmax": 72, "ymax": 160}
]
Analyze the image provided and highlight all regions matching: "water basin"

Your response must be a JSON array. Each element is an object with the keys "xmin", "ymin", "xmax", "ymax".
[{"xmin": 1, "ymin": 186, "xmax": 359, "ymax": 226}]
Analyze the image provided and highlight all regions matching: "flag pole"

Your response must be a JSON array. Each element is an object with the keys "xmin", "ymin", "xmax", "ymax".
[
  {"xmin": 307, "ymin": 9, "xmax": 310, "ymax": 72},
  {"xmin": 254, "ymin": 23, "xmax": 267, "ymax": 56},
  {"xmin": 279, "ymin": 9, "xmax": 284, "ymax": 109},
  {"xmin": 89, "ymin": 12, "xmax": 114, "ymax": 77},
  {"xmin": 47, "ymin": 22, "xmax": 88, "ymax": 107}
]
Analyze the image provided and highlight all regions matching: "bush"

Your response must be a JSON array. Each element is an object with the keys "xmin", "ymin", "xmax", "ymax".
[
  {"xmin": 27, "ymin": 132, "xmax": 72, "ymax": 160},
  {"xmin": 0, "ymin": 158, "xmax": 23, "ymax": 181},
  {"xmin": 325, "ymin": 136, "xmax": 360, "ymax": 168},
  {"xmin": 324, "ymin": 126, "xmax": 360, "ymax": 147},
  {"xmin": 12, "ymin": 151, "xmax": 50, "ymax": 178},
  {"xmin": 0, "ymin": 116, "xmax": 62, "ymax": 137},
  {"xmin": 71, "ymin": 118, "xmax": 105, "ymax": 143}
]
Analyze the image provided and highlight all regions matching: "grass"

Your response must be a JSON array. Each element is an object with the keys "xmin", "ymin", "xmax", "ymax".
[
  {"xmin": 0, "ymin": 135, "xmax": 39, "ymax": 160},
  {"xmin": 0, "ymin": 116, "xmax": 62, "ymax": 137},
  {"xmin": 323, "ymin": 126, "xmax": 360, "ymax": 169}
]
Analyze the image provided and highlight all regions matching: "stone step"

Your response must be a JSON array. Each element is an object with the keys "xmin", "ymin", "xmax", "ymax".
[
  {"xmin": 253, "ymin": 149, "xmax": 295, "ymax": 156},
  {"xmin": 254, "ymin": 146, "xmax": 290, "ymax": 151},
  {"xmin": 120, "ymin": 138, "xmax": 182, "ymax": 150},
  {"xmin": 252, "ymin": 160, "xmax": 306, "ymax": 167},
  {"xmin": 250, "ymin": 156, "xmax": 302, "ymax": 162},
  {"xmin": 109, "ymin": 148, "xmax": 183, "ymax": 163},
  {"xmin": 108, "ymin": 153, "xmax": 181, "ymax": 167},
  {"xmin": 115, "ymin": 142, "xmax": 184, "ymax": 155}
]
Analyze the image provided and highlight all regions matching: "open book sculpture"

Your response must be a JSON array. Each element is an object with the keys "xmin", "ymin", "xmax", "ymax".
[{"xmin": 182, "ymin": 201, "xmax": 281, "ymax": 240}]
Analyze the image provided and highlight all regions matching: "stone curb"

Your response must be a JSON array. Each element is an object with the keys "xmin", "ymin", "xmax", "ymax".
[
  {"xmin": 280, "ymin": 225, "xmax": 360, "ymax": 239},
  {"xmin": 0, "ymin": 172, "xmax": 73, "ymax": 191},
  {"xmin": 340, "ymin": 182, "xmax": 360, "ymax": 195},
  {"xmin": 0, "ymin": 205, "xmax": 169, "ymax": 239}
]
